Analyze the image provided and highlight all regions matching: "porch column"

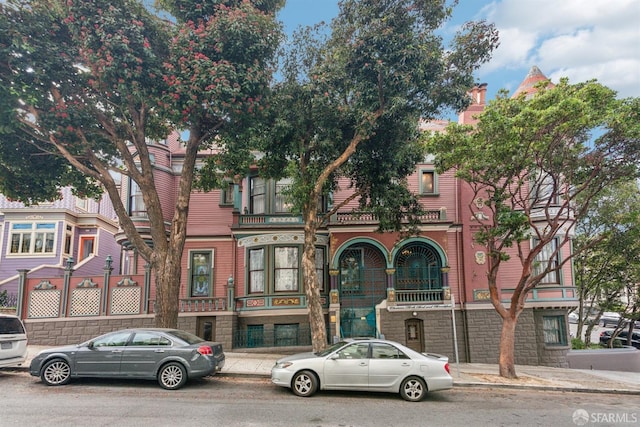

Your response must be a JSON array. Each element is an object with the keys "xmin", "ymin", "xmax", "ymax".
[
  {"xmin": 329, "ymin": 269, "xmax": 340, "ymax": 342},
  {"xmin": 385, "ymin": 268, "xmax": 396, "ymax": 306},
  {"xmin": 226, "ymin": 276, "xmax": 235, "ymax": 311}
]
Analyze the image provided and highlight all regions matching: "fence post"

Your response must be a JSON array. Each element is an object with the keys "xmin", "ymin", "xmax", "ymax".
[
  {"xmin": 16, "ymin": 269, "xmax": 29, "ymax": 319},
  {"xmin": 143, "ymin": 263, "xmax": 151, "ymax": 314},
  {"xmin": 61, "ymin": 257, "xmax": 74, "ymax": 317},
  {"xmin": 102, "ymin": 255, "xmax": 113, "ymax": 315}
]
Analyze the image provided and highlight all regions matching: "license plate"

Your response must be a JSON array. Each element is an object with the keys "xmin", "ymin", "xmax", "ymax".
[{"xmin": 0, "ymin": 342, "xmax": 12, "ymax": 349}]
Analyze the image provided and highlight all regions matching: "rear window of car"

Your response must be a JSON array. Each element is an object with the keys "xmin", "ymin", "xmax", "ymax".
[
  {"xmin": 0, "ymin": 317, "xmax": 25, "ymax": 334},
  {"xmin": 165, "ymin": 329, "xmax": 204, "ymax": 345}
]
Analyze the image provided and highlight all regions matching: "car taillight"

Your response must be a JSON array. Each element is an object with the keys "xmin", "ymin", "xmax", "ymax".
[
  {"xmin": 197, "ymin": 345, "xmax": 213, "ymax": 356},
  {"xmin": 444, "ymin": 362, "xmax": 450, "ymax": 374}
]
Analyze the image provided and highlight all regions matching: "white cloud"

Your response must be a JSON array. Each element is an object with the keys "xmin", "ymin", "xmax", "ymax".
[{"xmin": 476, "ymin": 0, "xmax": 640, "ymax": 97}]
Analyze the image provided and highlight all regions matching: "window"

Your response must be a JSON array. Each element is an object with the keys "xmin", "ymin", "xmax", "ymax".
[
  {"xmin": 543, "ymin": 315, "xmax": 567, "ymax": 346},
  {"xmin": 337, "ymin": 342, "xmax": 370, "ymax": 359},
  {"xmin": 220, "ymin": 182, "xmax": 235, "ymax": 206},
  {"xmin": 79, "ymin": 236, "xmax": 95, "ymax": 261},
  {"xmin": 64, "ymin": 225, "xmax": 73, "ymax": 255},
  {"xmin": 531, "ymin": 169, "xmax": 559, "ymax": 205},
  {"xmin": 275, "ymin": 178, "xmax": 292, "ymax": 213},
  {"xmin": 274, "ymin": 324, "xmax": 299, "ymax": 347},
  {"xmin": 92, "ymin": 331, "xmax": 132, "ymax": 347},
  {"xmin": 249, "ymin": 176, "xmax": 266, "ymax": 214},
  {"xmin": 76, "ymin": 198, "xmax": 88, "ymax": 211},
  {"xmin": 274, "ymin": 247, "xmax": 299, "ymax": 292},
  {"xmin": 249, "ymin": 248, "xmax": 265, "ymax": 293},
  {"xmin": 190, "ymin": 251, "xmax": 212, "ymax": 297},
  {"xmin": 130, "ymin": 332, "xmax": 171, "ymax": 346},
  {"xmin": 420, "ymin": 170, "xmax": 437, "ymax": 195},
  {"xmin": 129, "ymin": 179, "xmax": 146, "ymax": 216},
  {"xmin": 533, "ymin": 238, "xmax": 559, "ymax": 284},
  {"xmin": 9, "ymin": 223, "xmax": 56, "ymax": 255},
  {"xmin": 371, "ymin": 343, "xmax": 409, "ymax": 359},
  {"xmin": 247, "ymin": 324, "xmax": 264, "ymax": 348},
  {"xmin": 315, "ymin": 248, "xmax": 325, "ymax": 291}
]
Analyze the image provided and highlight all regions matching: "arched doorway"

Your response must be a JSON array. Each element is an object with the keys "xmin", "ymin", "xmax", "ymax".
[
  {"xmin": 338, "ymin": 243, "xmax": 387, "ymax": 337},
  {"xmin": 394, "ymin": 242, "xmax": 444, "ymax": 301}
]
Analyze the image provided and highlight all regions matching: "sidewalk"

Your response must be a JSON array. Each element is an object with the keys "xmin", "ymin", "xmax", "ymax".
[{"xmin": 18, "ymin": 346, "xmax": 640, "ymax": 395}]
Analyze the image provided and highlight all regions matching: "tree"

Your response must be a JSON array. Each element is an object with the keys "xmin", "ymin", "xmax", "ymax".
[
  {"xmin": 199, "ymin": 0, "xmax": 498, "ymax": 351},
  {"xmin": 573, "ymin": 180, "xmax": 640, "ymax": 345},
  {"xmin": 0, "ymin": 0, "xmax": 282, "ymax": 327},
  {"xmin": 425, "ymin": 80, "xmax": 640, "ymax": 377}
]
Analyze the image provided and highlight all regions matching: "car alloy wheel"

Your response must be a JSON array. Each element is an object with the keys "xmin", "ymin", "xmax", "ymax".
[
  {"xmin": 292, "ymin": 370, "xmax": 318, "ymax": 397},
  {"xmin": 158, "ymin": 362, "xmax": 187, "ymax": 390},
  {"xmin": 41, "ymin": 359, "xmax": 71, "ymax": 386},
  {"xmin": 400, "ymin": 376, "xmax": 426, "ymax": 402}
]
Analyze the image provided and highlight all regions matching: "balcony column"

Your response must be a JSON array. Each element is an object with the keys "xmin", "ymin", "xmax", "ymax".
[{"xmin": 385, "ymin": 268, "xmax": 396, "ymax": 306}]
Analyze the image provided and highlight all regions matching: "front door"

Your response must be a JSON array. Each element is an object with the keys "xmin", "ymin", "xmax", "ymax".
[
  {"xmin": 197, "ymin": 317, "xmax": 216, "ymax": 341},
  {"xmin": 405, "ymin": 319, "xmax": 424, "ymax": 353}
]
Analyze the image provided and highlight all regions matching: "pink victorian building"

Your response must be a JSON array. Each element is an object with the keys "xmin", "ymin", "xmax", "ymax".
[{"xmin": 14, "ymin": 67, "xmax": 577, "ymax": 367}]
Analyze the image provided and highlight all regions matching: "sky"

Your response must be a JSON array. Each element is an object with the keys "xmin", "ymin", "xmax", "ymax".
[{"xmin": 277, "ymin": 0, "xmax": 640, "ymax": 115}]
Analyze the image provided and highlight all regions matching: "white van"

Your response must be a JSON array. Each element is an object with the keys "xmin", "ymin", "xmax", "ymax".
[{"xmin": 0, "ymin": 314, "xmax": 28, "ymax": 368}]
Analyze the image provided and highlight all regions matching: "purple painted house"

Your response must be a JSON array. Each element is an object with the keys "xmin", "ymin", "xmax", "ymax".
[{"xmin": 0, "ymin": 187, "xmax": 121, "ymax": 297}]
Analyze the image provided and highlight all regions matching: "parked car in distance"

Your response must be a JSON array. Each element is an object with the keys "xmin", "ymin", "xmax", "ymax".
[
  {"xmin": 599, "ymin": 312, "xmax": 624, "ymax": 328},
  {"xmin": 0, "ymin": 314, "xmax": 28, "ymax": 368},
  {"xmin": 29, "ymin": 328, "xmax": 225, "ymax": 390},
  {"xmin": 568, "ymin": 312, "xmax": 579, "ymax": 324},
  {"xmin": 271, "ymin": 338, "xmax": 452, "ymax": 402},
  {"xmin": 599, "ymin": 330, "xmax": 640, "ymax": 349}
]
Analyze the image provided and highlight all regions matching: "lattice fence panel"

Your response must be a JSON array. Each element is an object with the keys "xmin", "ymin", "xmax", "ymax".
[
  {"xmin": 111, "ymin": 287, "xmax": 141, "ymax": 315},
  {"xmin": 28, "ymin": 290, "xmax": 61, "ymax": 318},
  {"xmin": 70, "ymin": 288, "xmax": 101, "ymax": 317}
]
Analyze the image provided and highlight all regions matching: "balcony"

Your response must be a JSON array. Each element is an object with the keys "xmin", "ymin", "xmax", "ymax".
[{"xmin": 234, "ymin": 213, "xmax": 303, "ymax": 229}]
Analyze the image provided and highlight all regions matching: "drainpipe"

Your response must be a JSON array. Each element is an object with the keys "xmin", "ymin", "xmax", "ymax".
[{"xmin": 143, "ymin": 263, "xmax": 151, "ymax": 314}]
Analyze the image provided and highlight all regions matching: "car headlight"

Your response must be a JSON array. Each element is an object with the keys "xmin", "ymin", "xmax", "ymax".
[{"xmin": 274, "ymin": 361, "xmax": 293, "ymax": 369}]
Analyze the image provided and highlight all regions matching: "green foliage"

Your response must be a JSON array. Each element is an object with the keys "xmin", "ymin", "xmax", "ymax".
[{"xmin": 425, "ymin": 79, "xmax": 640, "ymax": 294}]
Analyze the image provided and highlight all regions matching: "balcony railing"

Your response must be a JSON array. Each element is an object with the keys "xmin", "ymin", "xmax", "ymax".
[
  {"xmin": 395, "ymin": 289, "xmax": 445, "ymax": 304},
  {"xmin": 236, "ymin": 213, "xmax": 303, "ymax": 227}
]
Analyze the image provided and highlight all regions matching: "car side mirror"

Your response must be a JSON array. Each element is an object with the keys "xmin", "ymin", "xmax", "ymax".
[
  {"xmin": 87, "ymin": 341, "xmax": 94, "ymax": 349},
  {"xmin": 329, "ymin": 353, "xmax": 340, "ymax": 360}
]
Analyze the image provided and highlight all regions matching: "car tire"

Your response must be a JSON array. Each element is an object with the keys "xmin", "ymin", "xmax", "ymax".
[
  {"xmin": 158, "ymin": 362, "xmax": 187, "ymax": 390},
  {"xmin": 41, "ymin": 359, "xmax": 72, "ymax": 386},
  {"xmin": 291, "ymin": 370, "xmax": 318, "ymax": 397},
  {"xmin": 400, "ymin": 376, "xmax": 427, "ymax": 402}
]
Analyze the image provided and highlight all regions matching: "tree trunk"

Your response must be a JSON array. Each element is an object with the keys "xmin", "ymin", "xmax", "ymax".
[
  {"xmin": 302, "ymin": 212, "xmax": 327, "ymax": 352},
  {"xmin": 153, "ymin": 252, "xmax": 183, "ymax": 328},
  {"xmin": 498, "ymin": 316, "xmax": 518, "ymax": 378}
]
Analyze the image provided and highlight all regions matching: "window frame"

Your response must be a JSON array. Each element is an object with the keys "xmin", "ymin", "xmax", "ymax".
[
  {"xmin": 8, "ymin": 222, "xmax": 57, "ymax": 256},
  {"xmin": 532, "ymin": 238, "xmax": 560, "ymax": 284},
  {"xmin": 542, "ymin": 315, "xmax": 568, "ymax": 346},
  {"xmin": 419, "ymin": 169, "xmax": 438, "ymax": 196},
  {"xmin": 189, "ymin": 250, "xmax": 214, "ymax": 298},
  {"xmin": 220, "ymin": 182, "xmax": 235, "ymax": 207}
]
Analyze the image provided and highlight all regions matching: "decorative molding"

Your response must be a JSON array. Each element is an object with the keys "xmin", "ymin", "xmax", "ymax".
[
  {"xmin": 34, "ymin": 280, "xmax": 56, "ymax": 290},
  {"xmin": 117, "ymin": 277, "xmax": 138, "ymax": 287},
  {"xmin": 76, "ymin": 278, "xmax": 98, "ymax": 288},
  {"xmin": 475, "ymin": 251, "xmax": 486, "ymax": 265},
  {"xmin": 474, "ymin": 289, "xmax": 491, "ymax": 301},
  {"xmin": 238, "ymin": 233, "xmax": 329, "ymax": 248}
]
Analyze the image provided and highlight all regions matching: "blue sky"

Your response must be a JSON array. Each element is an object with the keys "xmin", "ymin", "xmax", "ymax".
[{"xmin": 278, "ymin": 0, "xmax": 640, "ymax": 115}]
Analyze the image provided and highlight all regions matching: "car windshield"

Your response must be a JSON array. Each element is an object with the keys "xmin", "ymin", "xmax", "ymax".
[
  {"xmin": 316, "ymin": 341, "xmax": 351, "ymax": 357},
  {"xmin": 165, "ymin": 329, "xmax": 204, "ymax": 345},
  {"xmin": 0, "ymin": 317, "xmax": 25, "ymax": 334}
]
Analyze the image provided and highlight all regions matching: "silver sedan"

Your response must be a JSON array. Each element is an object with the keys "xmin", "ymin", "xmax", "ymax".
[
  {"xmin": 29, "ymin": 328, "xmax": 225, "ymax": 390},
  {"xmin": 271, "ymin": 338, "xmax": 453, "ymax": 402}
]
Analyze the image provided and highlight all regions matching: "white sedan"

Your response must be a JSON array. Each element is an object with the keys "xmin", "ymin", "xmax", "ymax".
[{"xmin": 271, "ymin": 338, "xmax": 452, "ymax": 402}]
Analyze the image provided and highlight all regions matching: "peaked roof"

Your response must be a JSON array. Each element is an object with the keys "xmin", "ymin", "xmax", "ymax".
[{"xmin": 512, "ymin": 66, "xmax": 554, "ymax": 99}]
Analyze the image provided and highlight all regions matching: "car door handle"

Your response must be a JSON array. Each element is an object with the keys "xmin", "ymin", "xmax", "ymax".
[
  {"xmin": 111, "ymin": 350, "xmax": 123, "ymax": 353},
  {"xmin": 155, "ymin": 349, "xmax": 165, "ymax": 353},
  {"xmin": 359, "ymin": 362, "xmax": 368, "ymax": 366}
]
